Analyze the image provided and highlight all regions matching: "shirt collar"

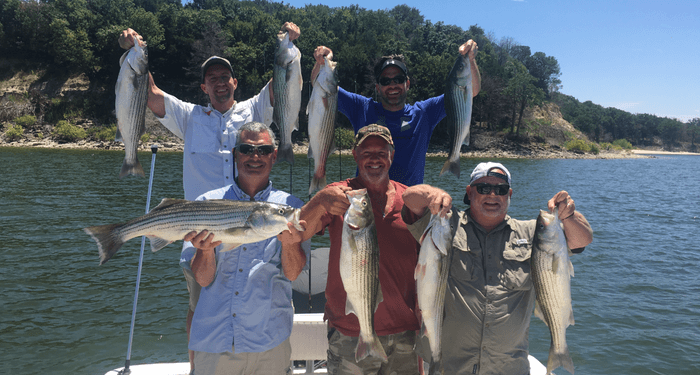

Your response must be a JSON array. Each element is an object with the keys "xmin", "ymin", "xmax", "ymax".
[{"xmin": 228, "ymin": 179, "xmax": 274, "ymax": 201}]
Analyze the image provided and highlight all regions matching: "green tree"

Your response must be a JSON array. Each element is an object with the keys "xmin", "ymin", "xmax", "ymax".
[{"xmin": 503, "ymin": 59, "xmax": 544, "ymax": 135}]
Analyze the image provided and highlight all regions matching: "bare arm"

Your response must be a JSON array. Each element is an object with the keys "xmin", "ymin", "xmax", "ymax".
[
  {"xmin": 296, "ymin": 185, "xmax": 353, "ymax": 243},
  {"xmin": 184, "ymin": 230, "xmax": 222, "ymax": 287},
  {"xmin": 459, "ymin": 40, "xmax": 481, "ymax": 97},
  {"xmin": 547, "ymin": 191, "xmax": 593, "ymax": 250},
  {"xmin": 277, "ymin": 221, "xmax": 307, "ymax": 281},
  {"xmin": 402, "ymin": 184, "xmax": 453, "ymax": 218},
  {"xmin": 311, "ymin": 46, "xmax": 333, "ymax": 84}
]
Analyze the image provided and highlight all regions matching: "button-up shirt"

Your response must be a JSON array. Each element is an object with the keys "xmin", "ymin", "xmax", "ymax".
[
  {"xmin": 158, "ymin": 84, "xmax": 273, "ymax": 200},
  {"xmin": 186, "ymin": 181, "xmax": 310, "ymax": 354}
]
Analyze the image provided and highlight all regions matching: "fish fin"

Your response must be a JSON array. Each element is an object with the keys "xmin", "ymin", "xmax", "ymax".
[
  {"xmin": 355, "ymin": 334, "xmax": 388, "ymax": 363},
  {"xmin": 414, "ymin": 263, "xmax": 426, "ymax": 281},
  {"xmin": 309, "ymin": 175, "xmax": 326, "ymax": 195},
  {"xmin": 569, "ymin": 259, "xmax": 575, "ymax": 277},
  {"xmin": 345, "ymin": 298, "xmax": 356, "ymax": 316},
  {"xmin": 220, "ymin": 243, "xmax": 241, "ymax": 252},
  {"xmin": 151, "ymin": 198, "xmax": 188, "ymax": 211},
  {"xmin": 84, "ymin": 224, "xmax": 125, "ymax": 265},
  {"xmin": 547, "ymin": 345, "xmax": 574, "ymax": 374},
  {"xmin": 439, "ymin": 159, "xmax": 460, "ymax": 178},
  {"xmin": 375, "ymin": 284, "xmax": 384, "ymax": 312},
  {"xmin": 115, "ymin": 128, "xmax": 123, "ymax": 142},
  {"xmin": 119, "ymin": 157, "xmax": 145, "ymax": 178},
  {"xmin": 147, "ymin": 236, "xmax": 172, "ymax": 252},
  {"xmin": 533, "ymin": 301, "xmax": 548, "ymax": 326},
  {"xmin": 277, "ymin": 143, "xmax": 295, "ymax": 165},
  {"xmin": 552, "ymin": 255, "xmax": 561, "ymax": 273},
  {"xmin": 224, "ymin": 227, "xmax": 250, "ymax": 237},
  {"xmin": 569, "ymin": 308, "xmax": 575, "ymax": 326},
  {"xmin": 119, "ymin": 50, "xmax": 129, "ymax": 66}
]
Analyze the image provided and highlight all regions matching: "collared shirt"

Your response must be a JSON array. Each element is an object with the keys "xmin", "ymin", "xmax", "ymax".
[
  {"xmin": 158, "ymin": 83, "xmax": 273, "ymax": 200},
  {"xmin": 406, "ymin": 209, "xmax": 537, "ymax": 375},
  {"xmin": 186, "ymin": 181, "xmax": 310, "ymax": 354},
  {"xmin": 337, "ymin": 87, "xmax": 445, "ymax": 186},
  {"xmin": 319, "ymin": 178, "xmax": 421, "ymax": 337}
]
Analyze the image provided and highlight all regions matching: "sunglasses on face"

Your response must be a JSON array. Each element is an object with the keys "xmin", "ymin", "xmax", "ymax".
[
  {"xmin": 236, "ymin": 144, "xmax": 274, "ymax": 155},
  {"xmin": 378, "ymin": 76, "xmax": 407, "ymax": 86},
  {"xmin": 472, "ymin": 183, "xmax": 510, "ymax": 196}
]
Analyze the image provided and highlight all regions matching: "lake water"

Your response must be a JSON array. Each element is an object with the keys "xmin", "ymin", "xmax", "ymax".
[{"xmin": 1, "ymin": 147, "xmax": 698, "ymax": 374}]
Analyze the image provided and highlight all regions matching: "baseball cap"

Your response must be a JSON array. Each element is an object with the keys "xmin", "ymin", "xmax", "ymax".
[
  {"xmin": 377, "ymin": 58, "xmax": 408, "ymax": 79},
  {"xmin": 354, "ymin": 124, "xmax": 394, "ymax": 149},
  {"xmin": 463, "ymin": 162, "xmax": 512, "ymax": 205},
  {"xmin": 201, "ymin": 56, "xmax": 234, "ymax": 83}
]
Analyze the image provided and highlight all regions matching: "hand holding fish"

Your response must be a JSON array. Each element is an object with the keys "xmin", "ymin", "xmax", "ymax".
[
  {"xmin": 402, "ymin": 184, "xmax": 453, "ymax": 218},
  {"xmin": 184, "ymin": 229, "xmax": 222, "ymax": 252},
  {"xmin": 459, "ymin": 39, "xmax": 478, "ymax": 59},
  {"xmin": 315, "ymin": 185, "xmax": 353, "ymax": 216},
  {"xmin": 280, "ymin": 22, "xmax": 300, "ymax": 41},
  {"xmin": 547, "ymin": 191, "xmax": 593, "ymax": 250},
  {"xmin": 118, "ymin": 28, "xmax": 143, "ymax": 49},
  {"xmin": 277, "ymin": 220, "xmax": 307, "ymax": 244},
  {"xmin": 313, "ymin": 46, "xmax": 333, "ymax": 65}
]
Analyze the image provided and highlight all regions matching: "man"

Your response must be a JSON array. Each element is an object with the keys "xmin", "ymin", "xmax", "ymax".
[
  {"xmin": 118, "ymin": 23, "xmax": 300, "ymax": 372},
  {"xmin": 182, "ymin": 122, "xmax": 309, "ymax": 375},
  {"xmin": 311, "ymin": 41, "xmax": 481, "ymax": 186},
  {"xmin": 401, "ymin": 162, "xmax": 594, "ymax": 375},
  {"xmin": 280, "ymin": 124, "xmax": 422, "ymax": 374}
]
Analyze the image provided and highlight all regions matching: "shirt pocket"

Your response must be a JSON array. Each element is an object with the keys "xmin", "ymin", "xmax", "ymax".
[
  {"xmin": 450, "ymin": 229, "xmax": 476, "ymax": 282},
  {"xmin": 501, "ymin": 239, "xmax": 532, "ymax": 290},
  {"xmin": 187, "ymin": 120, "xmax": 219, "ymax": 153}
]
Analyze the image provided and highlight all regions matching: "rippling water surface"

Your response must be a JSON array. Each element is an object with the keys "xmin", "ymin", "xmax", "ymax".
[{"xmin": 1, "ymin": 148, "xmax": 698, "ymax": 374}]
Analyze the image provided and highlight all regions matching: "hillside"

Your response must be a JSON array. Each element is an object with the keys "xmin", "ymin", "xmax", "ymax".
[{"xmin": 0, "ymin": 66, "xmax": 640, "ymax": 159}]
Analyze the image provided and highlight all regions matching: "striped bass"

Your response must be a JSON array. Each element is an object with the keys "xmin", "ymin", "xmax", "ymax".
[
  {"xmin": 440, "ymin": 53, "xmax": 473, "ymax": 178},
  {"xmin": 531, "ymin": 209, "xmax": 576, "ymax": 374},
  {"xmin": 115, "ymin": 37, "xmax": 149, "ymax": 178},
  {"xmin": 415, "ymin": 212, "xmax": 452, "ymax": 364},
  {"xmin": 272, "ymin": 30, "xmax": 302, "ymax": 165},
  {"xmin": 307, "ymin": 52, "xmax": 338, "ymax": 194},
  {"xmin": 84, "ymin": 198, "xmax": 302, "ymax": 265},
  {"xmin": 340, "ymin": 189, "xmax": 387, "ymax": 363}
]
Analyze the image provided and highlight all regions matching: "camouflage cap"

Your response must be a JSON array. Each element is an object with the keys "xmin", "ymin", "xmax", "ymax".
[{"xmin": 354, "ymin": 124, "xmax": 394, "ymax": 149}]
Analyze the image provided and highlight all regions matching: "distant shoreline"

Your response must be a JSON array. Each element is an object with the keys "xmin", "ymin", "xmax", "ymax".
[{"xmin": 630, "ymin": 149, "xmax": 700, "ymax": 156}]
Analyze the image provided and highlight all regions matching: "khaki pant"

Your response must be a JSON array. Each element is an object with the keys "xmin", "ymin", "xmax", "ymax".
[
  {"xmin": 327, "ymin": 327, "xmax": 419, "ymax": 375},
  {"xmin": 194, "ymin": 337, "xmax": 292, "ymax": 375}
]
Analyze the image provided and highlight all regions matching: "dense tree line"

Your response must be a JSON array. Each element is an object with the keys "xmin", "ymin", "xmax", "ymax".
[{"xmin": 1, "ymin": 0, "xmax": 696, "ymax": 148}]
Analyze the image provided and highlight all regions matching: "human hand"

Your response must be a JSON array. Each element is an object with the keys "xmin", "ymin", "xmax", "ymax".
[
  {"xmin": 281, "ymin": 22, "xmax": 300, "ymax": 41},
  {"xmin": 277, "ymin": 220, "xmax": 307, "ymax": 244},
  {"xmin": 426, "ymin": 189, "xmax": 453, "ymax": 218},
  {"xmin": 548, "ymin": 191, "xmax": 576, "ymax": 221},
  {"xmin": 314, "ymin": 46, "xmax": 333, "ymax": 64},
  {"xmin": 318, "ymin": 185, "xmax": 353, "ymax": 216},
  {"xmin": 459, "ymin": 39, "xmax": 478, "ymax": 60},
  {"xmin": 184, "ymin": 230, "xmax": 222, "ymax": 251},
  {"xmin": 118, "ymin": 28, "xmax": 143, "ymax": 50}
]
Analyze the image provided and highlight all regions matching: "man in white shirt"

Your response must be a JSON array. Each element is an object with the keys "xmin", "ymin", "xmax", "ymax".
[{"xmin": 118, "ymin": 22, "xmax": 301, "ymax": 373}]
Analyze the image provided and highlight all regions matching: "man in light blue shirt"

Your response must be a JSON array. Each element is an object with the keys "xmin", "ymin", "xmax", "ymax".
[{"xmin": 183, "ymin": 122, "xmax": 309, "ymax": 375}]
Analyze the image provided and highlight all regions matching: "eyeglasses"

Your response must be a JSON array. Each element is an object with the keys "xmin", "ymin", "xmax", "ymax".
[
  {"xmin": 378, "ymin": 76, "xmax": 407, "ymax": 86},
  {"xmin": 236, "ymin": 144, "xmax": 274, "ymax": 155},
  {"xmin": 472, "ymin": 183, "xmax": 510, "ymax": 196}
]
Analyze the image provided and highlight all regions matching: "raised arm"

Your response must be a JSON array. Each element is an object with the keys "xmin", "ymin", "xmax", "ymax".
[
  {"xmin": 547, "ymin": 191, "xmax": 593, "ymax": 250},
  {"xmin": 458, "ymin": 39, "xmax": 481, "ymax": 97},
  {"xmin": 402, "ymin": 184, "xmax": 453, "ymax": 218}
]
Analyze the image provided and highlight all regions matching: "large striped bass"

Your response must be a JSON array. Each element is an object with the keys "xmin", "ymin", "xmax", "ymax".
[
  {"xmin": 440, "ymin": 53, "xmax": 473, "ymax": 178},
  {"xmin": 84, "ymin": 199, "xmax": 302, "ymax": 265},
  {"xmin": 272, "ymin": 30, "xmax": 302, "ymax": 165},
  {"xmin": 340, "ymin": 189, "xmax": 387, "ymax": 363},
  {"xmin": 415, "ymin": 212, "xmax": 452, "ymax": 365},
  {"xmin": 307, "ymin": 52, "xmax": 338, "ymax": 194},
  {"xmin": 115, "ymin": 37, "xmax": 149, "ymax": 178},
  {"xmin": 531, "ymin": 209, "xmax": 576, "ymax": 374}
]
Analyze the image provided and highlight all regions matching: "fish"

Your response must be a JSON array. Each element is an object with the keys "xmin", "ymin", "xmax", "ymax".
[
  {"xmin": 340, "ymin": 189, "xmax": 387, "ymax": 363},
  {"xmin": 115, "ymin": 36, "xmax": 149, "ymax": 178},
  {"xmin": 440, "ymin": 53, "xmax": 473, "ymax": 178},
  {"xmin": 272, "ymin": 30, "xmax": 302, "ymax": 165},
  {"xmin": 414, "ymin": 212, "xmax": 452, "ymax": 365},
  {"xmin": 306, "ymin": 52, "xmax": 338, "ymax": 194},
  {"xmin": 84, "ymin": 198, "xmax": 302, "ymax": 265},
  {"xmin": 531, "ymin": 209, "xmax": 576, "ymax": 374}
]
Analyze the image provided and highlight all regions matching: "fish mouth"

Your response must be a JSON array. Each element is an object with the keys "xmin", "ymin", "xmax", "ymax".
[{"xmin": 347, "ymin": 223, "xmax": 360, "ymax": 230}]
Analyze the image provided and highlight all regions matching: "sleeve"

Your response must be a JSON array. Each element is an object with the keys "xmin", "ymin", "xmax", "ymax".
[
  {"xmin": 403, "ymin": 208, "xmax": 432, "ymax": 243},
  {"xmin": 249, "ymin": 81, "xmax": 274, "ymax": 126},
  {"xmin": 337, "ymin": 87, "xmax": 371, "ymax": 132},
  {"xmin": 415, "ymin": 94, "xmax": 446, "ymax": 133},
  {"xmin": 157, "ymin": 92, "xmax": 195, "ymax": 139}
]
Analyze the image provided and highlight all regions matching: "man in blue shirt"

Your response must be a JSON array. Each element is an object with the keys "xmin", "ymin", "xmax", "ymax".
[
  {"xmin": 311, "ymin": 42, "xmax": 481, "ymax": 186},
  {"xmin": 182, "ymin": 121, "xmax": 309, "ymax": 375}
]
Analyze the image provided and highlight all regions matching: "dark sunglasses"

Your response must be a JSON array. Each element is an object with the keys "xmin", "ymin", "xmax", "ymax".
[
  {"xmin": 378, "ymin": 76, "xmax": 407, "ymax": 86},
  {"xmin": 472, "ymin": 183, "xmax": 510, "ymax": 196},
  {"xmin": 236, "ymin": 143, "xmax": 274, "ymax": 155}
]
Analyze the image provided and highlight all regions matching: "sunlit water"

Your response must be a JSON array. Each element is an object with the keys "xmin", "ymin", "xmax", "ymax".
[{"xmin": 1, "ymin": 148, "xmax": 698, "ymax": 374}]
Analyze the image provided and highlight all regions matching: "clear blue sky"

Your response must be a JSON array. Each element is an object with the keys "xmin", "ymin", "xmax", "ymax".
[{"xmin": 270, "ymin": 0, "xmax": 698, "ymax": 122}]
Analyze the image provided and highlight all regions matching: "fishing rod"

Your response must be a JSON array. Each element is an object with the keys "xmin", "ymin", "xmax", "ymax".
[{"xmin": 119, "ymin": 144, "xmax": 158, "ymax": 375}]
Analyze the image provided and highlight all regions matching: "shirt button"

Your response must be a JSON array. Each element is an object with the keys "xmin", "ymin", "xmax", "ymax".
[
  {"xmin": 239, "ymin": 268, "xmax": 243, "ymax": 272},
  {"xmin": 235, "ymin": 291, "xmax": 239, "ymax": 295},
  {"xmin": 233, "ymin": 313, "xmax": 236, "ymax": 317},
  {"xmin": 225, "ymin": 159, "xmax": 229, "ymax": 162},
  {"xmin": 485, "ymin": 323, "xmax": 490, "ymax": 328}
]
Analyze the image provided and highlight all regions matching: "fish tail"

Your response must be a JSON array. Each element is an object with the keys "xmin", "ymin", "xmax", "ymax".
[
  {"xmin": 309, "ymin": 175, "xmax": 327, "ymax": 194},
  {"xmin": 547, "ymin": 345, "xmax": 574, "ymax": 374},
  {"xmin": 277, "ymin": 143, "xmax": 295, "ymax": 165},
  {"xmin": 355, "ymin": 334, "xmax": 388, "ymax": 363},
  {"xmin": 439, "ymin": 159, "xmax": 460, "ymax": 178},
  {"xmin": 83, "ymin": 224, "xmax": 124, "ymax": 265},
  {"xmin": 119, "ymin": 157, "xmax": 145, "ymax": 178}
]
